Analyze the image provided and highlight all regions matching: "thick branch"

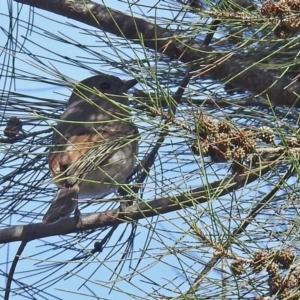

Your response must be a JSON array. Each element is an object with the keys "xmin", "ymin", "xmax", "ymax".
[
  {"xmin": 14, "ymin": 0, "xmax": 300, "ymax": 106},
  {"xmin": 0, "ymin": 156, "xmax": 279, "ymax": 244}
]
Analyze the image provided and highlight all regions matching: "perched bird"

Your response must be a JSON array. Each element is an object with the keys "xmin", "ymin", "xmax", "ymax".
[{"xmin": 43, "ymin": 73, "xmax": 138, "ymax": 224}]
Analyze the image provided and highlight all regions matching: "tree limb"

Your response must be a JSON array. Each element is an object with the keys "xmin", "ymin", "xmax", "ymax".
[
  {"xmin": 0, "ymin": 154, "xmax": 281, "ymax": 244},
  {"xmin": 14, "ymin": 0, "xmax": 300, "ymax": 106}
]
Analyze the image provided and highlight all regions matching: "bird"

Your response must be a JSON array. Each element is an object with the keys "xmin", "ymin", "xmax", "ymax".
[{"xmin": 42, "ymin": 73, "xmax": 138, "ymax": 224}]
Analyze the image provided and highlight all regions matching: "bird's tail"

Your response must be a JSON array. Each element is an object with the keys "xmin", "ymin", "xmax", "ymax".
[{"xmin": 43, "ymin": 186, "xmax": 79, "ymax": 224}]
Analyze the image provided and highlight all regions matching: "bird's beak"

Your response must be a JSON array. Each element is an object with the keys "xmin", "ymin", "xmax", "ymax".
[{"xmin": 122, "ymin": 78, "xmax": 138, "ymax": 92}]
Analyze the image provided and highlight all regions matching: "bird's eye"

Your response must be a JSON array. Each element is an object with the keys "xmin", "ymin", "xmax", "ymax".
[{"xmin": 99, "ymin": 82, "xmax": 110, "ymax": 90}]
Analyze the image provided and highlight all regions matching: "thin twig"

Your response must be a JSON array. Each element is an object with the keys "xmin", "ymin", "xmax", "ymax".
[
  {"xmin": 179, "ymin": 212, "xmax": 251, "ymax": 263},
  {"xmin": 4, "ymin": 241, "xmax": 27, "ymax": 300}
]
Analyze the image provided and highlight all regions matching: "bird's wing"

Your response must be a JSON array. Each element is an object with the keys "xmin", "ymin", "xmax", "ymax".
[
  {"xmin": 50, "ymin": 127, "xmax": 138, "ymax": 187},
  {"xmin": 65, "ymin": 135, "xmax": 128, "ymax": 186}
]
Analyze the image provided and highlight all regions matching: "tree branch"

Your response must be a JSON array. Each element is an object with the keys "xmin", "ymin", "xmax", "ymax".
[
  {"xmin": 14, "ymin": 0, "xmax": 300, "ymax": 106},
  {"xmin": 0, "ymin": 154, "xmax": 281, "ymax": 244}
]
